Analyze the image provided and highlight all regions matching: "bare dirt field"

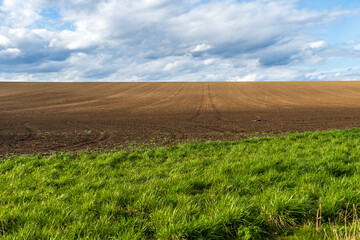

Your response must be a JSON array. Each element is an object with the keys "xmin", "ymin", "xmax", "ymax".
[{"xmin": 1, "ymin": 81, "xmax": 360, "ymax": 155}]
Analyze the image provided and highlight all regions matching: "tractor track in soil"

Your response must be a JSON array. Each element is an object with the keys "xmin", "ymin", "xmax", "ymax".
[{"xmin": 1, "ymin": 81, "xmax": 360, "ymax": 155}]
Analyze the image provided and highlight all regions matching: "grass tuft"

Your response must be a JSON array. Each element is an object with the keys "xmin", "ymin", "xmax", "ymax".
[{"xmin": 1, "ymin": 128, "xmax": 360, "ymax": 239}]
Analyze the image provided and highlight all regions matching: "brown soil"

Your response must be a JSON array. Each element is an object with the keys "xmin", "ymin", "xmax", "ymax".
[{"xmin": 1, "ymin": 82, "xmax": 360, "ymax": 155}]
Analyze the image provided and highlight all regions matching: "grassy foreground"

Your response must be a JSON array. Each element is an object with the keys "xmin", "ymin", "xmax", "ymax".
[{"xmin": 1, "ymin": 129, "xmax": 360, "ymax": 239}]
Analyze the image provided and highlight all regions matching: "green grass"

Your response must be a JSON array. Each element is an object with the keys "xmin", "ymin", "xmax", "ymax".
[{"xmin": 1, "ymin": 128, "xmax": 360, "ymax": 239}]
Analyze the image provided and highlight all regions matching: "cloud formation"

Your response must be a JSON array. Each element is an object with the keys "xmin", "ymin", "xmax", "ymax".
[{"xmin": 0, "ymin": 0, "xmax": 359, "ymax": 81}]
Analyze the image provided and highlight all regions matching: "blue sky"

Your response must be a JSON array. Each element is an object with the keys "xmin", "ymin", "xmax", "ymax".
[{"xmin": 0, "ymin": 0, "xmax": 359, "ymax": 82}]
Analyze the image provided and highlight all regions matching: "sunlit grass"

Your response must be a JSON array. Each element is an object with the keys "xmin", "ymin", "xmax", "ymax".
[{"xmin": 1, "ymin": 128, "xmax": 360, "ymax": 239}]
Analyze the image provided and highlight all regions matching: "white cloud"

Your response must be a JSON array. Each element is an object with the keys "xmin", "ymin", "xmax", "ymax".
[
  {"xmin": 314, "ymin": 74, "xmax": 326, "ymax": 80},
  {"xmin": 0, "ymin": 0, "xmax": 42, "ymax": 27},
  {"xmin": 203, "ymin": 58, "xmax": 215, "ymax": 65},
  {"xmin": 0, "ymin": 48, "xmax": 21, "ymax": 57},
  {"xmin": 164, "ymin": 62, "xmax": 180, "ymax": 71},
  {"xmin": 0, "ymin": 0, "xmax": 359, "ymax": 81},
  {"xmin": 0, "ymin": 35, "xmax": 11, "ymax": 47},
  {"xmin": 307, "ymin": 41, "xmax": 327, "ymax": 49},
  {"xmin": 308, "ymin": 55, "xmax": 324, "ymax": 65},
  {"xmin": 191, "ymin": 43, "xmax": 212, "ymax": 52},
  {"xmin": 305, "ymin": 67, "xmax": 360, "ymax": 81},
  {"xmin": 163, "ymin": 59, "xmax": 192, "ymax": 72},
  {"xmin": 233, "ymin": 74, "xmax": 262, "ymax": 82}
]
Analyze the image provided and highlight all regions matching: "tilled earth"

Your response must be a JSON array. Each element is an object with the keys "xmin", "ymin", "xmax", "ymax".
[{"xmin": 1, "ymin": 82, "xmax": 360, "ymax": 155}]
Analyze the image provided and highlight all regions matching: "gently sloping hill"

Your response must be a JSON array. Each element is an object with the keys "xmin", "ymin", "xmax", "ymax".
[
  {"xmin": 1, "ymin": 129, "xmax": 360, "ymax": 239},
  {"xmin": 1, "ymin": 82, "xmax": 360, "ymax": 155}
]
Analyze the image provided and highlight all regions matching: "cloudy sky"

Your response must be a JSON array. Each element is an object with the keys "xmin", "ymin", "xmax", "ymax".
[{"xmin": 0, "ymin": 0, "xmax": 360, "ymax": 82}]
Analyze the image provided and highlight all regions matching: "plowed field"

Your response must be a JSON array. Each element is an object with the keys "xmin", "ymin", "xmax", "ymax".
[{"xmin": 1, "ymin": 82, "xmax": 360, "ymax": 155}]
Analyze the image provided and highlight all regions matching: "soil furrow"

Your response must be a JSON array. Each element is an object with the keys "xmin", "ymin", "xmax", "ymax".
[{"xmin": 1, "ymin": 82, "xmax": 360, "ymax": 155}]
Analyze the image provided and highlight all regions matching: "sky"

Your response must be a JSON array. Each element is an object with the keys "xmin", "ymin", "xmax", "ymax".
[{"xmin": 0, "ymin": 0, "xmax": 360, "ymax": 82}]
